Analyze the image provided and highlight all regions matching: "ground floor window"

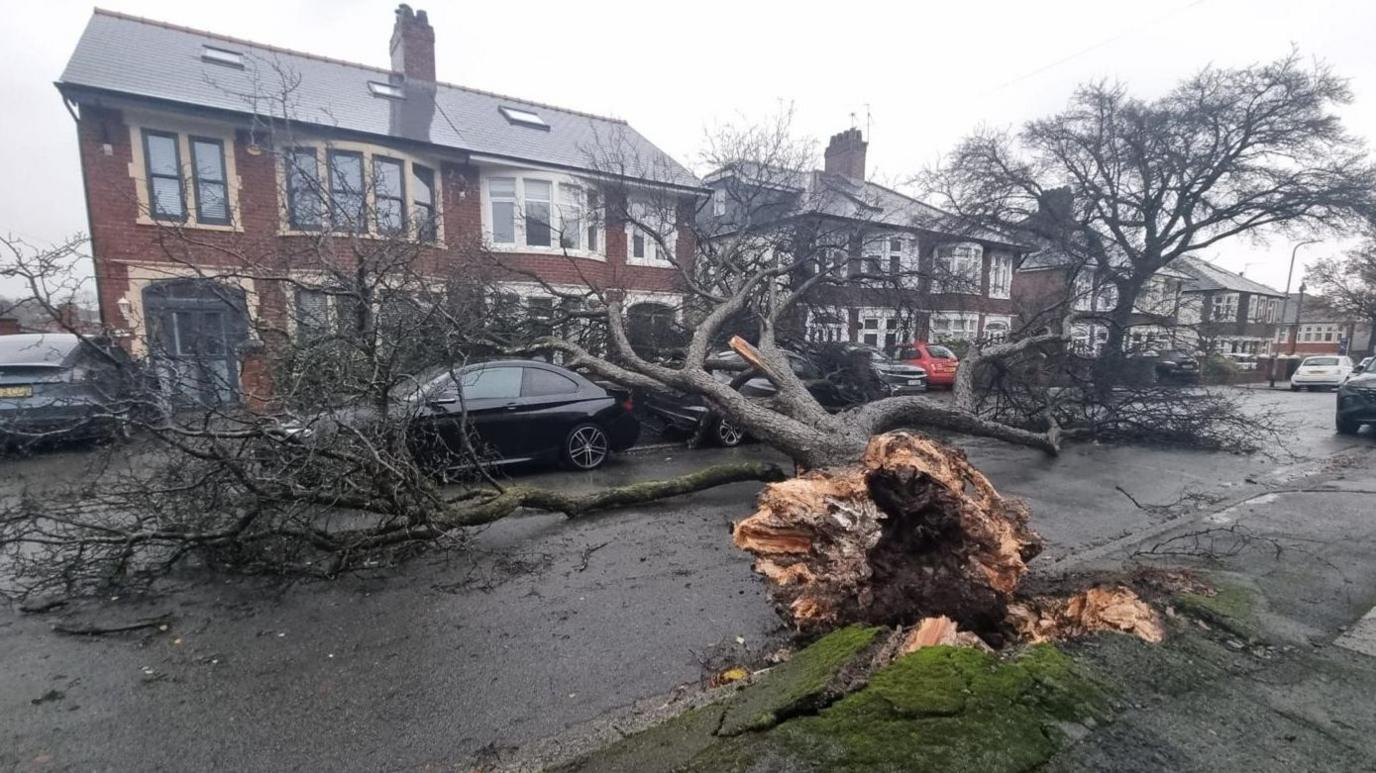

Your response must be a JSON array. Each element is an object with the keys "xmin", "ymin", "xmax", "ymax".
[
  {"xmin": 981, "ymin": 316, "xmax": 1011, "ymax": 344},
  {"xmin": 930, "ymin": 311, "xmax": 980, "ymax": 343},
  {"xmin": 856, "ymin": 308, "xmax": 910, "ymax": 351},
  {"xmin": 806, "ymin": 308, "xmax": 848, "ymax": 343}
]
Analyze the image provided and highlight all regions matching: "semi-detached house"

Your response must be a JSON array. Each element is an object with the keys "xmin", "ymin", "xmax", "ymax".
[{"xmin": 56, "ymin": 6, "xmax": 701, "ymax": 401}]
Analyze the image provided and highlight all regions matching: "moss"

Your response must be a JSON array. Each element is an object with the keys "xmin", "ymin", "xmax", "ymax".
[
  {"xmin": 687, "ymin": 645, "xmax": 1114, "ymax": 773},
  {"xmin": 551, "ymin": 704, "xmax": 726, "ymax": 773},
  {"xmin": 1174, "ymin": 580, "xmax": 1260, "ymax": 640},
  {"xmin": 717, "ymin": 625, "xmax": 882, "ymax": 735}
]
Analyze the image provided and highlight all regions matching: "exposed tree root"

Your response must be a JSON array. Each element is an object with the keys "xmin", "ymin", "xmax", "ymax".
[{"xmin": 733, "ymin": 431, "xmax": 1162, "ymax": 649}]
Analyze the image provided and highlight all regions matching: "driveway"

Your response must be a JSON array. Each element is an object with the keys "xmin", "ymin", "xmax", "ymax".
[{"xmin": 0, "ymin": 387, "xmax": 1371, "ymax": 771}]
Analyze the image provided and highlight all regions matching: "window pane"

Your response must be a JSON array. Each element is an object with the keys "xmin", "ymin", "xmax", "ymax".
[
  {"xmin": 460, "ymin": 366, "xmax": 522, "ymax": 399},
  {"xmin": 146, "ymin": 134, "xmax": 179, "ymax": 175},
  {"xmin": 523, "ymin": 368, "xmax": 579, "ymax": 397},
  {"xmin": 289, "ymin": 150, "xmax": 321, "ymax": 228},
  {"xmin": 559, "ymin": 185, "xmax": 582, "ymax": 249},
  {"xmin": 375, "ymin": 158, "xmax": 402, "ymax": 199},
  {"xmin": 198, "ymin": 182, "xmax": 227, "ymax": 222},
  {"xmin": 526, "ymin": 201, "xmax": 551, "ymax": 246},
  {"xmin": 192, "ymin": 141, "xmax": 225, "ymax": 182},
  {"xmin": 413, "ymin": 165, "xmax": 435, "ymax": 204},
  {"xmin": 151, "ymin": 177, "xmax": 183, "ymax": 218},
  {"xmin": 377, "ymin": 199, "xmax": 404, "ymax": 233},
  {"xmin": 632, "ymin": 233, "xmax": 645, "ymax": 258},
  {"xmin": 488, "ymin": 201, "xmax": 512, "ymax": 243},
  {"xmin": 488, "ymin": 176, "xmax": 514, "ymax": 199},
  {"xmin": 524, "ymin": 179, "xmax": 551, "ymax": 201},
  {"xmin": 329, "ymin": 151, "xmax": 365, "ymax": 230}
]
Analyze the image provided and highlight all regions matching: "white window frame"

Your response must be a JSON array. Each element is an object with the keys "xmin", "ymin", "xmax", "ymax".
[
  {"xmin": 982, "ymin": 315, "xmax": 1013, "ymax": 343},
  {"xmin": 1212, "ymin": 292, "xmax": 1239, "ymax": 322},
  {"xmin": 481, "ymin": 170, "xmax": 604, "ymax": 260},
  {"xmin": 1072, "ymin": 271, "xmax": 1093, "ymax": 311},
  {"xmin": 624, "ymin": 200, "xmax": 677, "ymax": 268},
  {"xmin": 933, "ymin": 242, "xmax": 983, "ymax": 295},
  {"xmin": 1094, "ymin": 282, "xmax": 1120, "ymax": 312},
  {"xmin": 930, "ymin": 311, "xmax": 980, "ymax": 342},
  {"xmin": 988, "ymin": 253, "xmax": 1012, "ymax": 299},
  {"xmin": 806, "ymin": 307, "xmax": 848, "ymax": 343},
  {"xmin": 856, "ymin": 307, "xmax": 905, "ymax": 350}
]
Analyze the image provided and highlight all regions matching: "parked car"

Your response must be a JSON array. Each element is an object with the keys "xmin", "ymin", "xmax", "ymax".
[
  {"xmin": 894, "ymin": 342, "xmax": 959, "ymax": 388},
  {"xmin": 1290, "ymin": 355, "xmax": 1354, "ymax": 392},
  {"xmin": 290, "ymin": 360, "xmax": 639, "ymax": 472},
  {"xmin": 837, "ymin": 344, "xmax": 929, "ymax": 396},
  {"xmin": 0, "ymin": 333, "xmax": 141, "ymax": 446},
  {"xmin": 640, "ymin": 349, "xmax": 850, "ymax": 447},
  {"xmin": 1336, "ymin": 368, "xmax": 1376, "ymax": 435},
  {"xmin": 1128, "ymin": 349, "xmax": 1201, "ymax": 384}
]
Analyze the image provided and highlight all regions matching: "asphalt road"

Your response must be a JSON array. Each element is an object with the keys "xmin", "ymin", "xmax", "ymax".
[{"xmin": 1, "ymin": 387, "xmax": 1372, "ymax": 771}]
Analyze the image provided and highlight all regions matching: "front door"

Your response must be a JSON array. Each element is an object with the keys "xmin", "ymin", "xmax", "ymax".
[{"xmin": 143, "ymin": 280, "xmax": 249, "ymax": 407}]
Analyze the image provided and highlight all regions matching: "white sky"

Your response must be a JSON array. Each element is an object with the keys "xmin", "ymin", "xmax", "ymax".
[{"xmin": 2, "ymin": 0, "xmax": 1374, "ymax": 297}]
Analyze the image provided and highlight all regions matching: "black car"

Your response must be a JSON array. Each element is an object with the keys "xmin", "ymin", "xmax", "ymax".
[
  {"xmin": 1336, "ymin": 370, "xmax": 1376, "ymax": 435},
  {"xmin": 0, "ymin": 333, "xmax": 140, "ymax": 446},
  {"xmin": 291, "ymin": 360, "xmax": 640, "ymax": 472},
  {"xmin": 1129, "ymin": 349, "xmax": 1200, "ymax": 384},
  {"xmin": 640, "ymin": 349, "xmax": 852, "ymax": 447}
]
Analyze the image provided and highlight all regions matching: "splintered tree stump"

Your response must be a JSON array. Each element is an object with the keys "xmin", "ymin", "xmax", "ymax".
[{"xmin": 733, "ymin": 431, "xmax": 1043, "ymax": 643}]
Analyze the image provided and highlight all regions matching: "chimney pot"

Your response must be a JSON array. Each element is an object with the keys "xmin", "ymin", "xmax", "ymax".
[{"xmin": 390, "ymin": 4, "xmax": 436, "ymax": 82}]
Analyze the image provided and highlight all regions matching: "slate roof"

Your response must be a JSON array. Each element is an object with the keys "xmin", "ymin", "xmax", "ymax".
[
  {"xmin": 58, "ymin": 10, "xmax": 699, "ymax": 189},
  {"xmin": 1172, "ymin": 256, "xmax": 1286, "ymax": 297}
]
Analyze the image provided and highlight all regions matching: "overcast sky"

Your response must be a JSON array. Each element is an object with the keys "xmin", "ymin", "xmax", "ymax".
[{"xmin": 2, "ymin": 0, "xmax": 1373, "ymax": 298}]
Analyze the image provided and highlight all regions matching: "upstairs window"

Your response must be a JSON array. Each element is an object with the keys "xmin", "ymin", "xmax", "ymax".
[
  {"xmin": 287, "ymin": 148, "xmax": 323, "ymax": 230},
  {"xmin": 585, "ymin": 189, "xmax": 602, "ymax": 253},
  {"xmin": 328, "ymin": 150, "xmax": 365, "ymax": 233},
  {"xmin": 524, "ymin": 179, "xmax": 553, "ymax": 247},
  {"xmin": 1072, "ymin": 271, "xmax": 1093, "ymax": 311},
  {"xmin": 374, "ymin": 157, "xmax": 406, "ymax": 234},
  {"xmin": 142, "ymin": 130, "xmax": 185, "ymax": 221},
  {"xmin": 989, "ymin": 253, "xmax": 1013, "ymax": 299},
  {"xmin": 190, "ymin": 137, "xmax": 229, "ymax": 225},
  {"xmin": 1094, "ymin": 282, "xmax": 1119, "ymax": 312},
  {"xmin": 488, "ymin": 177, "xmax": 516, "ymax": 244},
  {"xmin": 933, "ymin": 243, "xmax": 983, "ymax": 294},
  {"xmin": 499, "ymin": 106, "xmax": 548, "ymax": 129},
  {"xmin": 712, "ymin": 188, "xmax": 727, "ymax": 217},
  {"xmin": 412, "ymin": 164, "xmax": 437, "ymax": 241},
  {"xmin": 1212, "ymin": 292, "xmax": 1239, "ymax": 322},
  {"xmin": 625, "ymin": 201, "xmax": 676, "ymax": 267},
  {"xmin": 558, "ymin": 185, "xmax": 584, "ymax": 250}
]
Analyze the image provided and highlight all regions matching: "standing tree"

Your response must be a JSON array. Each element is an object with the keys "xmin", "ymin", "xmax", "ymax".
[
  {"xmin": 1306, "ymin": 236, "xmax": 1376, "ymax": 358},
  {"xmin": 926, "ymin": 53, "xmax": 1376, "ymax": 380}
]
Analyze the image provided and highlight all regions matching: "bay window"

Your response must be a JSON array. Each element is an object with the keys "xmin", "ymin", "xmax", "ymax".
[
  {"xmin": 933, "ymin": 243, "xmax": 983, "ymax": 294},
  {"xmin": 1212, "ymin": 292, "xmax": 1239, "ymax": 322},
  {"xmin": 558, "ymin": 185, "xmax": 584, "ymax": 250},
  {"xmin": 930, "ymin": 311, "xmax": 979, "ymax": 342}
]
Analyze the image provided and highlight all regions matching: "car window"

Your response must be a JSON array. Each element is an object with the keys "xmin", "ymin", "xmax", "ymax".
[
  {"xmin": 523, "ymin": 367, "xmax": 579, "ymax": 397},
  {"xmin": 459, "ymin": 366, "xmax": 522, "ymax": 399},
  {"xmin": 927, "ymin": 345, "xmax": 956, "ymax": 359},
  {"xmin": 1303, "ymin": 357, "xmax": 1339, "ymax": 367},
  {"xmin": 895, "ymin": 347, "xmax": 919, "ymax": 360}
]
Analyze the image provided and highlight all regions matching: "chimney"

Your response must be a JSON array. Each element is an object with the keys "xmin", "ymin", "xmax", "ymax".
[
  {"xmin": 823, "ymin": 128, "xmax": 867, "ymax": 180},
  {"xmin": 390, "ymin": 4, "xmax": 436, "ymax": 82}
]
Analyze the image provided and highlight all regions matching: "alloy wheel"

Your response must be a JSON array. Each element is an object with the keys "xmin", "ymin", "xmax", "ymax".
[
  {"xmin": 716, "ymin": 419, "xmax": 744, "ymax": 447},
  {"xmin": 567, "ymin": 425, "xmax": 610, "ymax": 469}
]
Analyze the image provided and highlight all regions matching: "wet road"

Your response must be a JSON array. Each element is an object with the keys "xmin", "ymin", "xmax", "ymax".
[{"xmin": 0, "ymin": 386, "xmax": 1370, "ymax": 771}]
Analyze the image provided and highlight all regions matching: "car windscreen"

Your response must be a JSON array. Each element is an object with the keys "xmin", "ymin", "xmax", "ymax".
[
  {"xmin": 927, "ymin": 345, "xmax": 957, "ymax": 359},
  {"xmin": 0, "ymin": 335, "xmax": 80, "ymax": 365},
  {"xmin": 1303, "ymin": 357, "xmax": 1339, "ymax": 367}
]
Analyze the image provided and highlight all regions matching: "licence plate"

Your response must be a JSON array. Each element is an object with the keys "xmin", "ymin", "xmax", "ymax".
[
  {"xmin": 907, "ymin": 379, "xmax": 923, "ymax": 385},
  {"xmin": 0, "ymin": 385, "xmax": 33, "ymax": 398}
]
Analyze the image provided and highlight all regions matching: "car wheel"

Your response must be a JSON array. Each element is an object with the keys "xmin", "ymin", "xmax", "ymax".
[
  {"xmin": 562, "ymin": 423, "xmax": 610, "ymax": 471},
  {"xmin": 1289, "ymin": 384, "xmax": 1300, "ymax": 392},
  {"xmin": 714, "ymin": 418, "xmax": 745, "ymax": 447},
  {"xmin": 1336, "ymin": 413, "xmax": 1360, "ymax": 435}
]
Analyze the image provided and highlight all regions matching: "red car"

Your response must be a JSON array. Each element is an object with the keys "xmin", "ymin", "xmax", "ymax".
[{"xmin": 894, "ymin": 342, "xmax": 960, "ymax": 387}]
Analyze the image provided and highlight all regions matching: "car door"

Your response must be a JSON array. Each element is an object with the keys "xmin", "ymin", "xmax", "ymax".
[
  {"xmin": 427, "ymin": 365, "xmax": 527, "ymax": 462},
  {"xmin": 517, "ymin": 366, "xmax": 594, "ymax": 456}
]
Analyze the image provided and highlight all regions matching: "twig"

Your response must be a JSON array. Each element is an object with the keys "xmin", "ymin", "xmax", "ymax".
[{"xmin": 52, "ymin": 613, "xmax": 174, "ymax": 637}]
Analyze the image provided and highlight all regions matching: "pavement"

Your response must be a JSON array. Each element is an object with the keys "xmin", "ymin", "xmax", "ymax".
[{"xmin": 1, "ymin": 387, "xmax": 1374, "ymax": 771}]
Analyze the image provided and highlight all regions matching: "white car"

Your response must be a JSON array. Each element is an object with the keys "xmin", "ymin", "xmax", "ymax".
[{"xmin": 1290, "ymin": 355, "xmax": 1354, "ymax": 391}]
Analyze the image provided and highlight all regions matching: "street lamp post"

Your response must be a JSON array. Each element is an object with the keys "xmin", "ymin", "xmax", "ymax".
[
  {"xmin": 1291, "ymin": 282, "xmax": 1307, "ymax": 356},
  {"xmin": 1270, "ymin": 240, "xmax": 1319, "ymax": 388}
]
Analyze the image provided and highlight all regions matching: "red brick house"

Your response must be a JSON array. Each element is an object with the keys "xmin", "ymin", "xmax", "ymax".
[
  {"xmin": 700, "ymin": 129, "xmax": 1023, "ymax": 351},
  {"xmin": 1272, "ymin": 293, "xmax": 1374, "ymax": 357},
  {"xmin": 57, "ymin": 6, "xmax": 701, "ymax": 400}
]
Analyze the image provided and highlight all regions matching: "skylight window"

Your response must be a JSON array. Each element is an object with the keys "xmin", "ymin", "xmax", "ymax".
[
  {"xmin": 368, "ymin": 81, "xmax": 405, "ymax": 99},
  {"xmin": 499, "ymin": 106, "xmax": 548, "ymax": 129},
  {"xmin": 201, "ymin": 46, "xmax": 244, "ymax": 68}
]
